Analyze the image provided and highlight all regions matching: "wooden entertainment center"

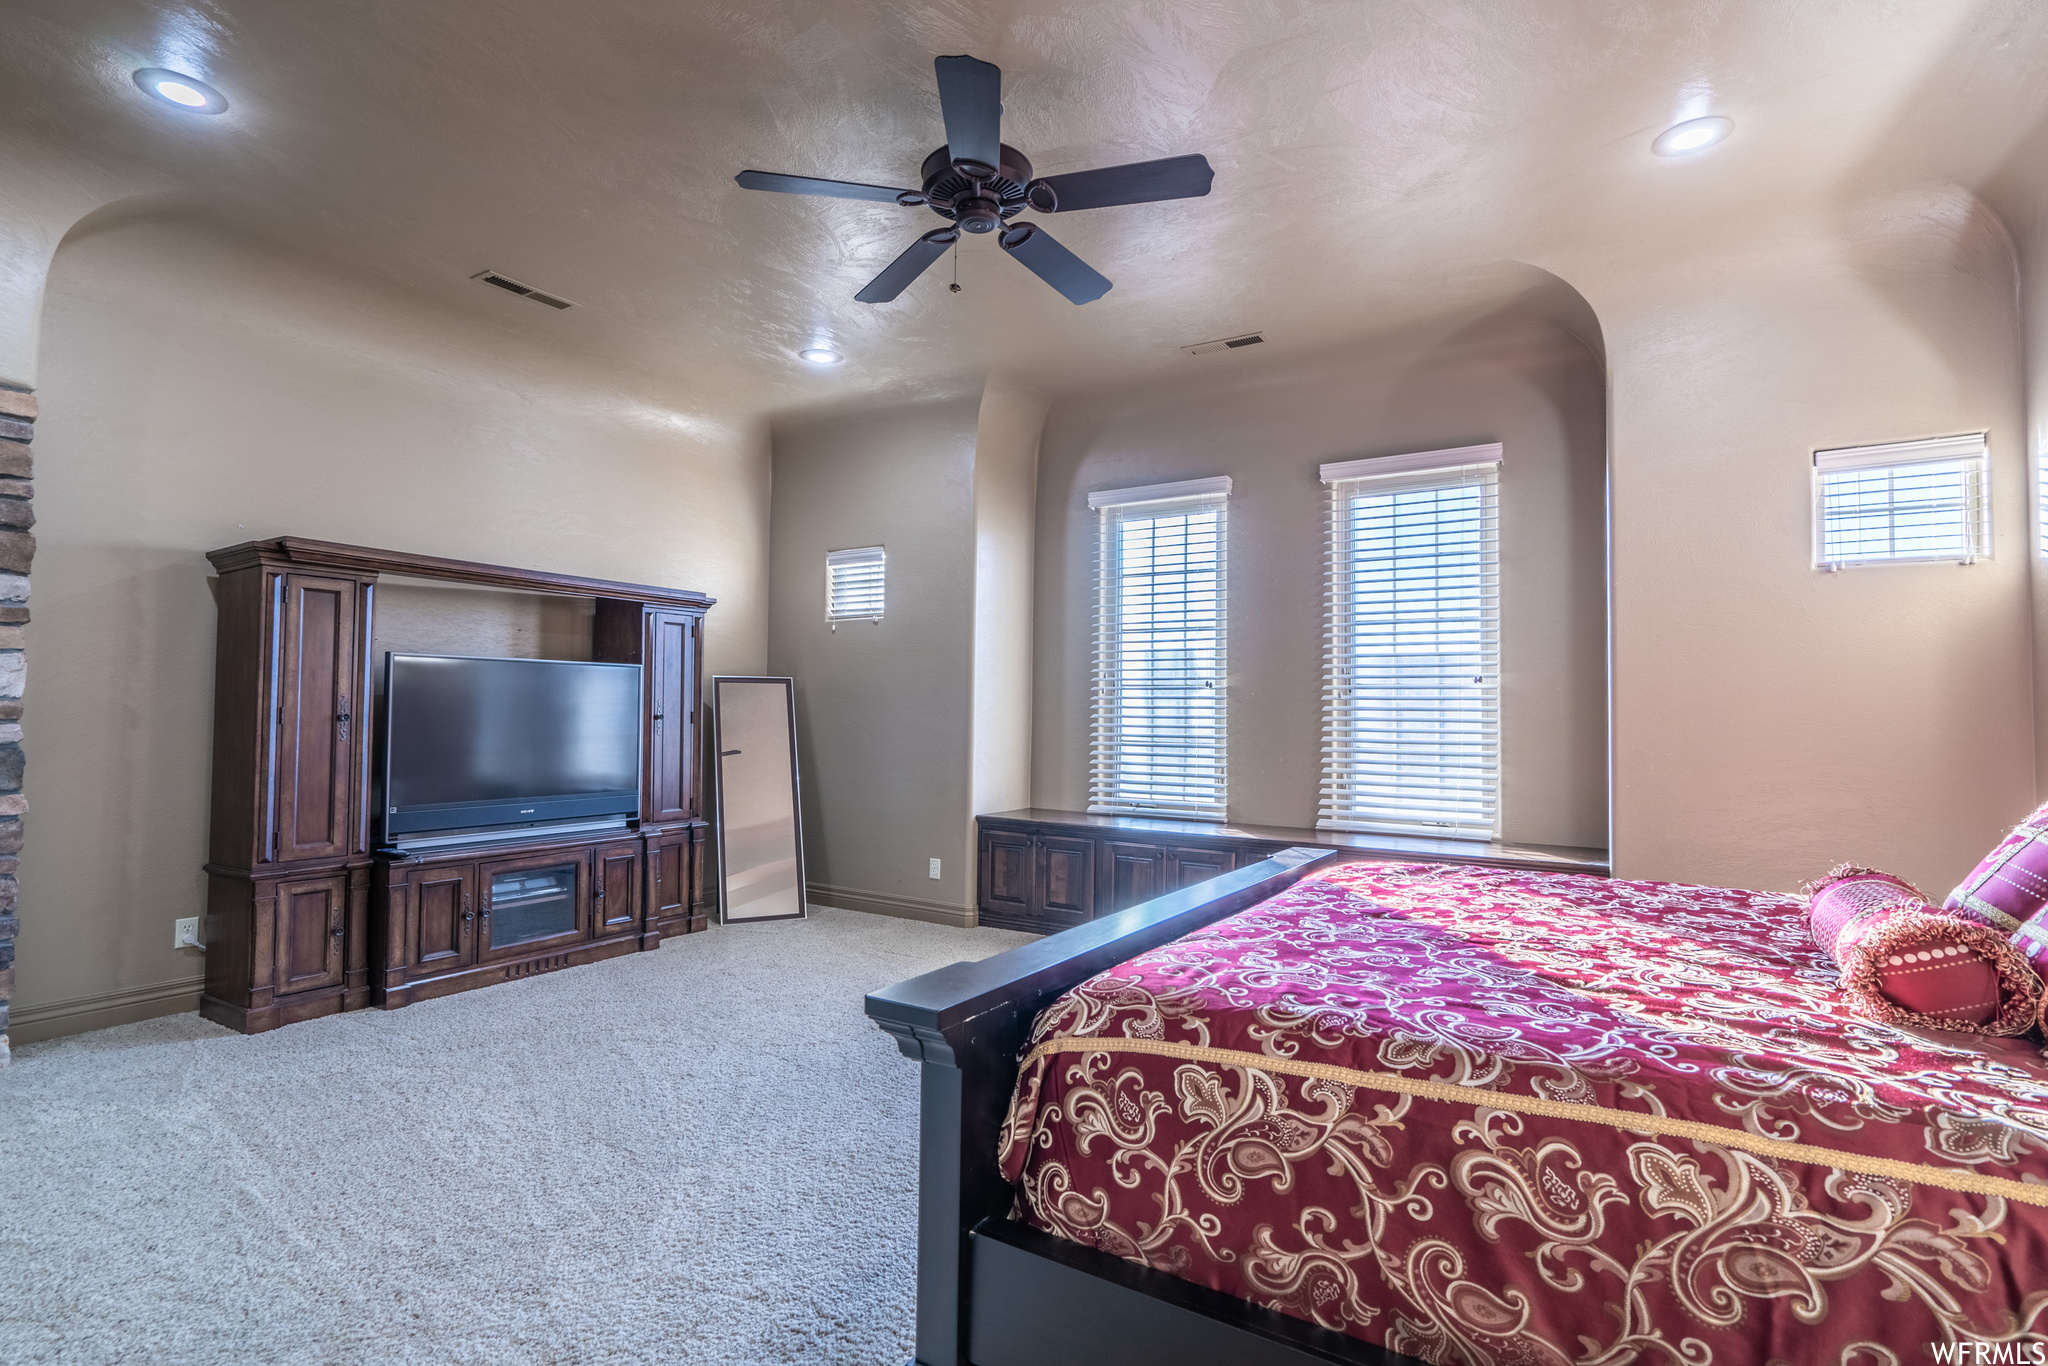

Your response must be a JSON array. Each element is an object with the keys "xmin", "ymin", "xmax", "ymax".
[{"xmin": 199, "ymin": 537, "xmax": 712, "ymax": 1034}]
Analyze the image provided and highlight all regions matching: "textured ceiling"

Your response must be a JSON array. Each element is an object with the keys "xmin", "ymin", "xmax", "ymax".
[{"xmin": 6, "ymin": 0, "xmax": 2048, "ymax": 424}]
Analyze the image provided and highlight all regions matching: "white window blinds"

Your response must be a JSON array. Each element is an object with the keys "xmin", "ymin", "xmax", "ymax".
[
  {"xmin": 1320, "ymin": 446, "xmax": 1500, "ymax": 839},
  {"xmin": 1089, "ymin": 477, "xmax": 1231, "ymax": 821},
  {"xmin": 1813, "ymin": 434, "xmax": 1988, "ymax": 569},
  {"xmin": 826, "ymin": 546, "xmax": 885, "ymax": 620}
]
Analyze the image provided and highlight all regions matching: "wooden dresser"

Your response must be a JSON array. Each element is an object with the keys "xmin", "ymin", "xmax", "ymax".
[
  {"xmin": 975, "ymin": 808, "xmax": 1608, "ymax": 935},
  {"xmin": 200, "ymin": 537, "xmax": 712, "ymax": 1034}
]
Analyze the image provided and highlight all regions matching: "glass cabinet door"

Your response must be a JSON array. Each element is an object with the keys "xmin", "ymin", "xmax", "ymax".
[{"xmin": 481, "ymin": 859, "xmax": 583, "ymax": 955}]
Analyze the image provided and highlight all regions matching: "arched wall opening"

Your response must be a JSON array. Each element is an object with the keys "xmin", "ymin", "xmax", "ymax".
[
  {"xmin": 6, "ymin": 208, "xmax": 772, "ymax": 1043},
  {"xmin": 1027, "ymin": 262, "xmax": 1613, "ymax": 850},
  {"xmin": 1575, "ymin": 185, "xmax": 2033, "ymax": 896}
]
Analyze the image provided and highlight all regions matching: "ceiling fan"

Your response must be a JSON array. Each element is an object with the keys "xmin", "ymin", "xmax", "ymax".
[{"xmin": 735, "ymin": 54, "xmax": 1214, "ymax": 306}]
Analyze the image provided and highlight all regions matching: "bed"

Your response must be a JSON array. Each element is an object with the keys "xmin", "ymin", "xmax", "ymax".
[{"xmin": 866, "ymin": 849, "xmax": 2048, "ymax": 1366}]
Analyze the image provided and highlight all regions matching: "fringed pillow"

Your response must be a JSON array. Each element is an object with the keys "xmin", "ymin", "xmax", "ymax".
[
  {"xmin": 1945, "ymin": 800, "xmax": 2048, "ymax": 968},
  {"xmin": 1806, "ymin": 865, "xmax": 2039, "ymax": 1035}
]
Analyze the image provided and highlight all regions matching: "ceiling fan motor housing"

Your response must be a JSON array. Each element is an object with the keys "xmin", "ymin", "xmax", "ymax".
[{"xmin": 921, "ymin": 144, "xmax": 1034, "ymax": 230}]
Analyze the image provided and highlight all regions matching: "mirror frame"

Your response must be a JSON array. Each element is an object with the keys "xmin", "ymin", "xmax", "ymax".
[{"xmin": 709, "ymin": 675, "xmax": 808, "ymax": 923}]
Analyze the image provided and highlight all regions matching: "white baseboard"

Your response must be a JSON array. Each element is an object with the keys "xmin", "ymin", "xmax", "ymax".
[
  {"xmin": 8, "ymin": 975, "xmax": 206, "ymax": 1045},
  {"xmin": 806, "ymin": 882, "xmax": 976, "ymax": 928}
]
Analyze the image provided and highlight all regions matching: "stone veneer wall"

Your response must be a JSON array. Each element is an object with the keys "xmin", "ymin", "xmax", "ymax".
[{"xmin": 0, "ymin": 385, "xmax": 31, "ymax": 1064}]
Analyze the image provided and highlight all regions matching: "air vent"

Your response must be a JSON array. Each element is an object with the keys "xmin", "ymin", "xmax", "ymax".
[
  {"xmin": 472, "ymin": 270, "xmax": 576, "ymax": 310},
  {"xmin": 1181, "ymin": 331, "xmax": 1264, "ymax": 357}
]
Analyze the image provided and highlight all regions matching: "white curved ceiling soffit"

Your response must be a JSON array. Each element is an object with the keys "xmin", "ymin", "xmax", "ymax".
[{"xmin": 4, "ymin": 0, "xmax": 2048, "ymax": 420}]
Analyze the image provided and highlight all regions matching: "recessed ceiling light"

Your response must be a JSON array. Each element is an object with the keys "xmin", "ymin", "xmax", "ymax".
[
  {"xmin": 798, "ymin": 347, "xmax": 843, "ymax": 365},
  {"xmin": 1652, "ymin": 115, "xmax": 1732, "ymax": 157},
  {"xmin": 133, "ymin": 68, "xmax": 229, "ymax": 115}
]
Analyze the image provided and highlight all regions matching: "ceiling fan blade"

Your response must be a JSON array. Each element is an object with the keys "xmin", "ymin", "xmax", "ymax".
[
  {"xmin": 1024, "ymin": 154, "xmax": 1214, "ymax": 213},
  {"xmin": 997, "ymin": 223, "xmax": 1111, "ymax": 305},
  {"xmin": 735, "ymin": 170, "xmax": 923, "ymax": 204},
  {"xmin": 933, "ymin": 55, "xmax": 1002, "ymax": 174},
  {"xmin": 855, "ymin": 227, "xmax": 960, "ymax": 303}
]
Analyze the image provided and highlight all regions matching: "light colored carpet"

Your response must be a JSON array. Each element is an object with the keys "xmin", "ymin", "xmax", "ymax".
[{"xmin": 0, "ymin": 908, "xmax": 1033, "ymax": 1366}]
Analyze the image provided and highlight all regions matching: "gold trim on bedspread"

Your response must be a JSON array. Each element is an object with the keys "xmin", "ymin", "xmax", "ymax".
[{"xmin": 1018, "ymin": 1034, "xmax": 2048, "ymax": 1207}]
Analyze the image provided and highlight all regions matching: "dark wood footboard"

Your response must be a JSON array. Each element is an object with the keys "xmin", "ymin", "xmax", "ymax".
[{"xmin": 866, "ymin": 847, "xmax": 1420, "ymax": 1366}]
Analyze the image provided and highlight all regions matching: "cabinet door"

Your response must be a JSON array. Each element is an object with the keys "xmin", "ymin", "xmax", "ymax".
[
  {"xmin": 979, "ymin": 828, "xmax": 1034, "ymax": 922},
  {"xmin": 1101, "ymin": 841, "xmax": 1167, "ymax": 915},
  {"xmin": 273, "ymin": 573, "xmax": 360, "ymax": 862},
  {"xmin": 406, "ymin": 863, "xmax": 475, "ymax": 974},
  {"xmin": 275, "ymin": 873, "xmax": 348, "ymax": 994},
  {"xmin": 478, "ymin": 852, "xmax": 588, "ymax": 961},
  {"xmin": 1034, "ymin": 835, "xmax": 1095, "ymax": 927},
  {"xmin": 1168, "ymin": 845, "xmax": 1237, "ymax": 891},
  {"xmin": 594, "ymin": 840, "xmax": 642, "ymax": 937},
  {"xmin": 646, "ymin": 611, "xmax": 699, "ymax": 824},
  {"xmin": 649, "ymin": 833, "xmax": 688, "ymax": 923}
]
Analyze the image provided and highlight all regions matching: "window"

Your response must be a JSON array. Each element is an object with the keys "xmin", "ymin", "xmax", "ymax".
[
  {"xmin": 1814, "ymin": 434, "xmax": 1987, "ymax": 569},
  {"xmin": 1320, "ymin": 445, "xmax": 1500, "ymax": 839},
  {"xmin": 826, "ymin": 546, "xmax": 885, "ymax": 621},
  {"xmin": 1088, "ymin": 477, "xmax": 1231, "ymax": 821}
]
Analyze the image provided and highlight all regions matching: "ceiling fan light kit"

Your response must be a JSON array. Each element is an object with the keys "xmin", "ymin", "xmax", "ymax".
[{"xmin": 736, "ymin": 54, "xmax": 1214, "ymax": 305}]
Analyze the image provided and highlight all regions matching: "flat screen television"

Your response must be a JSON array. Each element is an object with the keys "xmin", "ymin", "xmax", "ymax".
[{"xmin": 382, "ymin": 653, "xmax": 641, "ymax": 842}]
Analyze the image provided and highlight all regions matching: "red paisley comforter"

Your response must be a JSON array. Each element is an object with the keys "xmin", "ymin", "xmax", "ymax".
[{"xmin": 997, "ymin": 862, "xmax": 2048, "ymax": 1364}]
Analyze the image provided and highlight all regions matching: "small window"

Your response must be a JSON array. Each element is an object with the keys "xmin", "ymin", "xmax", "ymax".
[
  {"xmin": 1088, "ymin": 476, "xmax": 1231, "ymax": 822},
  {"xmin": 826, "ymin": 546, "xmax": 885, "ymax": 621},
  {"xmin": 1814, "ymin": 434, "xmax": 1988, "ymax": 569},
  {"xmin": 1319, "ymin": 445, "xmax": 1501, "ymax": 839}
]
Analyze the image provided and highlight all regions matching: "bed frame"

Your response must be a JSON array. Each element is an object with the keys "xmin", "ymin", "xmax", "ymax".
[{"xmin": 865, "ymin": 847, "xmax": 1423, "ymax": 1366}]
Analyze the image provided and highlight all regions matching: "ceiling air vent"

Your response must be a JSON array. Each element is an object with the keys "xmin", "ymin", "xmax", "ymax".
[
  {"xmin": 472, "ymin": 269, "xmax": 576, "ymax": 310},
  {"xmin": 1181, "ymin": 331, "xmax": 1264, "ymax": 357}
]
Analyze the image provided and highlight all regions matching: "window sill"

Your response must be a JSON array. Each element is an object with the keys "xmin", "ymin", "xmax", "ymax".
[{"xmin": 985, "ymin": 808, "xmax": 1609, "ymax": 877}]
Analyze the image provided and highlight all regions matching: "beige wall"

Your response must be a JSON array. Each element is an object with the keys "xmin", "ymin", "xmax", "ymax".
[
  {"xmin": 969, "ymin": 382, "xmax": 1048, "ymax": 835},
  {"xmin": 768, "ymin": 381, "xmax": 1046, "ymax": 924},
  {"xmin": 769, "ymin": 397, "xmax": 981, "ymax": 919},
  {"xmin": 370, "ymin": 579, "xmax": 596, "ymax": 669},
  {"xmin": 1592, "ymin": 199, "xmax": 2036, "ymax": 897},
  {"xmin": 1031, "ymin": 313, "xmax": 1609, "ymax": 848},
  {"xmin": 13, "ymin": 216, "xmax": 770, "ymax": 1038},
  {"xmin": 0, "ymin": 135, "xmax": 138, "ymax": 389}
]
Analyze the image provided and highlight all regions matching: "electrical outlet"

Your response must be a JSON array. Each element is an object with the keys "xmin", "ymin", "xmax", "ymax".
[
  {"xmin": 173, "ymin": 917, "xmax": 203, "ymax": 950},
  {"xmin": 928, "ymin": 858, "xmax": 942, "ymax": 880}
]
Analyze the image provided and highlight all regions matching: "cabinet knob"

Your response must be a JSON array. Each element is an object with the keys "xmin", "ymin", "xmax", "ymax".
[{"xmin": 331, "ymin": 922, "xmax": 344, "ymax": 939}]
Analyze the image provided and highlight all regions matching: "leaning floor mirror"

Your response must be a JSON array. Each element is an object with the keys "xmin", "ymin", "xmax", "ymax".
[{"xmin": 709, "ymin": 676, "xmax": 807, "ymax": 922}]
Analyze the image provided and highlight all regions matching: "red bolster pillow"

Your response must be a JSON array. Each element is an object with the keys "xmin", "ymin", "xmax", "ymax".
[{"xmin": 1805, "ymin": 865, "xmax": 2040, "ymax": 1036}]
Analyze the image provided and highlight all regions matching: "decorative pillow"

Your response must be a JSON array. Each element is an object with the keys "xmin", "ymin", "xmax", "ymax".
[
  {"xmin": 1945, "ymin": 801, "xmax": 2048, "ymax": 967},
  {"xmin": 1806, "ymin": 865, "xmax": 2040, "ymax": 1035}
]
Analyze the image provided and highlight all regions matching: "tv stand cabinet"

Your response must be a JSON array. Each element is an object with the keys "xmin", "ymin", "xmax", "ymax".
[
  {"xmin": 370, "ymin": 825, "xmax": 696, "ymax": 1009},
  {"xmin": 199, "ymin": 537, "xmax": 713, "ymax": 1035}
]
